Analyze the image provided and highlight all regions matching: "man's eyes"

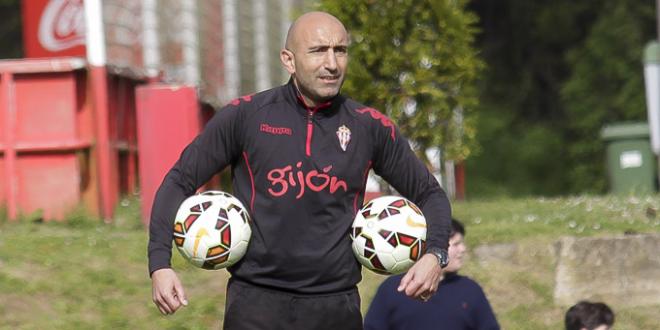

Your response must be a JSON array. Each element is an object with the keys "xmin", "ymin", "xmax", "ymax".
[{"xmin": 310, "ymin": 47, "xmax": 348, "ymax": 54}]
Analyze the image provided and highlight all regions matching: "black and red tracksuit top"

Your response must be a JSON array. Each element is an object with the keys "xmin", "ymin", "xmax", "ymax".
[{"xmin": 148, "ymin": 79, "xmax": 452, "ymax": 294}]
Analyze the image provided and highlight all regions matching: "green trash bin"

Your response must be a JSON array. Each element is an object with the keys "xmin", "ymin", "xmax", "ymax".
[{"xmin": 600, "ymin": 122, "xmax": 657, "ymax": 194}]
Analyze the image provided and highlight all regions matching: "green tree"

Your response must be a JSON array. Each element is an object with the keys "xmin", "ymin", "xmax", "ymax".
[
  {"xmin": 562, "ymin": 1, "xmax": 656, "ymax": 192},
  {"xmin": 317, "ymin": 0, "xmax": 483, "ymax": 161},
  {"xmin": 465, "ymin": 0, "xmax": 655, "ymax": 197},
  {"xmin": 464, "ymin": 0, "xmax": 596, "ymax": 197}
]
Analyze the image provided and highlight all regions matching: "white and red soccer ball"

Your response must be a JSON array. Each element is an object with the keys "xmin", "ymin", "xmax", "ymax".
[
  {"xmin": 173, "ymin": 191, "xmax": 251, "ymax": 270},
  {"xmin": 351, "ymin": 195, "xmax": 427, "ymax": 275}
]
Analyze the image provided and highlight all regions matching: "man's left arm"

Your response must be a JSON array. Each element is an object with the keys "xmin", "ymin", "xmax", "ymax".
[{"xmin": 371, "ymin": 119, "xmax": 451, "ymax": 300}]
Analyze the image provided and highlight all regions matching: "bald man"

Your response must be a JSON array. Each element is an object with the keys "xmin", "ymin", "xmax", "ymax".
[{"xmin": 148, "ymin": 11, "xmax": 452, "ymax": 329}]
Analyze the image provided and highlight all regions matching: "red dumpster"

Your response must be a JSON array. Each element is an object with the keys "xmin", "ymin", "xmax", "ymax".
[
  {"xmin": 0, "ymin": 57, "xmax": 89, "ymax": 220},
  {"xmin": 0, "ymin": 57, "xmax": 142, "ymax": 221}
]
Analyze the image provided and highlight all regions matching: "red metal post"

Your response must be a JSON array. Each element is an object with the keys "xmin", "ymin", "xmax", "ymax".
[
  {"xmin": 90, "ymin": 66, "xmax": 114, "ymax": 221},
  {"xmin": 1, "ymin": 73, "xmax": 17, "ymax": 220},
  {"xmin": 455, "ymin": 161, "xmax": 466, "ymax": 201}
]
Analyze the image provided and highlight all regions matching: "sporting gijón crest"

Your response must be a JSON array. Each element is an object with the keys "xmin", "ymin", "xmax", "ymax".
[{"xmin": 336, "ymin": 125, "xmax": 351, "ymax": 151}]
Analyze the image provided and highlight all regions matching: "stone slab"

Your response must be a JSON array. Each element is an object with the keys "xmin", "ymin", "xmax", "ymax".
[{"xmin": 554, "ymin": 234, "xmax": 660, "ymax": 306}]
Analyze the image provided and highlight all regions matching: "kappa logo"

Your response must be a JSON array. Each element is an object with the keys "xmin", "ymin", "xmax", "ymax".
[
  {"xmin": 260, "ymin": 124, "xmax": 292, "ymax": 136},
  {"xmin": 336, "ymin": 125, "xmax": 351, "ymax": 151}
]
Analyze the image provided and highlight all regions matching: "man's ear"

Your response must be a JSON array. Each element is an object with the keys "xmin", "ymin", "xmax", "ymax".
[{"xmin": 280, "ymin": 49, "xmax": 295, "ymax": 75}]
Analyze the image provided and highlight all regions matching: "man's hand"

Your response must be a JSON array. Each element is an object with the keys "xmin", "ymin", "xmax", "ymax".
[
  {"xmin": 152, "ymin": 268, "xmax": 188, "ymax": 315},
  {"xmin": 397, "ymin": 253, "xmax": 443, "ymax": 302}
]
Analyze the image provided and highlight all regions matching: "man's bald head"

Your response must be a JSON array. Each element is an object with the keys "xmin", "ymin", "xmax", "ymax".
[
  {"xmin": 280, "ymin": 11, "xmax": 349, "ymax": 107},
  {"xmin": 285, "ymin": 11, "xmax": 348, "ymax": 52}
]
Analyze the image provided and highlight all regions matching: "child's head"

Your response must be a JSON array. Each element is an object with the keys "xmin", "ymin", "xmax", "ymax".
[
  {"xmin": 565, "ymin": 301, "xmax": 614, "ymax": 330},
  {"xmin": 445, "ymin": 218, "xmax": 466, "ymax": 272}
]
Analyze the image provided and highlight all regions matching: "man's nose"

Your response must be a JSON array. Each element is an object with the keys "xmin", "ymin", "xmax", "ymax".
[{"xmin": 324, "ymin": 50, "xmax": 338, "ymax": 71}]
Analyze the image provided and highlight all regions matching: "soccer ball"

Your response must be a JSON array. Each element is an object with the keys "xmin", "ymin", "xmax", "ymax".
[
  {"xmin": 172, "ymin": 190, "xmax": 251, "ymax": 270},
  {"xmin": 351, "ymin": 195, "xmax": 427, "ymax": 275}
]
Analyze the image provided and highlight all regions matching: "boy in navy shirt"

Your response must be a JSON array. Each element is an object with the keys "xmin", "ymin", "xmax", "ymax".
[{"xmin": 365, "ymin": 219, "xmax": 499, "ymax": 330}]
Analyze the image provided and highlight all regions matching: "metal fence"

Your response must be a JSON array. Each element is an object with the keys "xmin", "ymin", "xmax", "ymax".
[{"xmin": 102, "ymin": 0, "xmax": 308, "ymax": 107}]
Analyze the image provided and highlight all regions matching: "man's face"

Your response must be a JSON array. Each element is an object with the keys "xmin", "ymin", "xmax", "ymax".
[
  {"xmin": 445, "ymin": 233, "xmax": 466, "ymax": 273},
  {"xmin": 284, "ymin": 19, "xmax": 349, "ymax": 106}
]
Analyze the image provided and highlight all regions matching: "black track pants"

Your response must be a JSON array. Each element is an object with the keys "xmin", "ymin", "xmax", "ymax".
[{"xmin": 223, "ymin": 278, "xmax": 363, "ymax": 330}]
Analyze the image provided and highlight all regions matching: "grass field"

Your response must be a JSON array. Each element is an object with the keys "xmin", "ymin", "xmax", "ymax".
[{"xmin": 0, "ymin": 195, "xmax": 659, "ymax": 329}]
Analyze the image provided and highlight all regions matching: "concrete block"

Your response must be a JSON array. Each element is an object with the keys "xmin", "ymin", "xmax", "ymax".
[{"xmin": 554, "ymin": 234, "xmax": 660, "ymax": 306}]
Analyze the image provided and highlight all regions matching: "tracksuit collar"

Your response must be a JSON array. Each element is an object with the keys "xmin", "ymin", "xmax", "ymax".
[{"xmin": 286, "ymin": 78, "xmax": 343, "ymax": 117}]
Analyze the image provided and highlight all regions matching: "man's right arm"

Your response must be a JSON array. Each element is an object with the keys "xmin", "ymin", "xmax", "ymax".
[
  {"xmin": 147, "ymin": 104, "xmax": 244, "ymax": 274},
  {"xmin": 147, "ymin": 105, "xmax": 243, "ymax": 314}
]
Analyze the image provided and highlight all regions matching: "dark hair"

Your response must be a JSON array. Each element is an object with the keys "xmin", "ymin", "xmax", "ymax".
[
  {"xmin": 450, "ymin": 218, "xmax": 465, "ymax": 238},
  {"xmin": 565, "ymin": 301, "xmax": 614, "ymax": 330}
]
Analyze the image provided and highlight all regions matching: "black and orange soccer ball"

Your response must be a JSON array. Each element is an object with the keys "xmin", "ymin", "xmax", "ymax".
[
  {"xmin": 173, "ymin": 191, "xmax": 251, "ymax": 270},
  {"xmin": 351, "ymin": 195, "xmax": 427, "ymax": 275}
]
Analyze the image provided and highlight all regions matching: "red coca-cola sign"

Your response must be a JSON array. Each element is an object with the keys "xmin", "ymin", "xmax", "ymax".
[{"xmin": 22, "ymin": 0, "xmax": 86, "ymax": 58}]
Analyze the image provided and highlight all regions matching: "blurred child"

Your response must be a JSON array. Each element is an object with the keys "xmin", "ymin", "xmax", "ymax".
[
  {"xmin": 364, "ymin": 218, "xmax": 500, "ymax": 330},
  {"xmin": 565, "ymin": 300, "xmax": 615, "ymax": 330}
]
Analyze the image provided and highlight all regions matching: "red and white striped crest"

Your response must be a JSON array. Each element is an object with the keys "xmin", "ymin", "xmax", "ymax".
[{"xmin": 336, "ymin": 125, "xmax": 351, "ymax": 151}]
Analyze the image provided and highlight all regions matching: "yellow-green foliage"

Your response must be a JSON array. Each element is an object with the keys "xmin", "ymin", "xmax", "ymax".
[{"xmin": 318, "ymin": 0, "xmax": 483, "ymax": 161}]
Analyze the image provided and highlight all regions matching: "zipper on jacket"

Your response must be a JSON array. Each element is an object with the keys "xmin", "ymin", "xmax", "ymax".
[
  {"xmin": 306, "ymin": 110, "xmax": 314, "ymax": 157},
  {"xmin": 294, "ymin": 89, "xmax": 330, "ymax": 157}
]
